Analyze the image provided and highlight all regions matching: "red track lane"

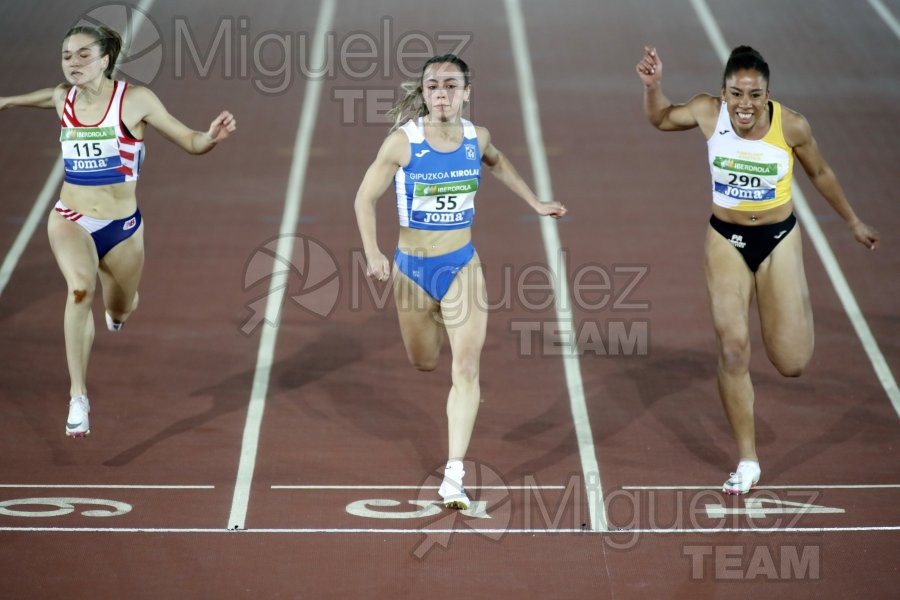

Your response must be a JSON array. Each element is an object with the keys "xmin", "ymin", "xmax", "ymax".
[{"xmin": 1, "ymin": 0, "xmax": 898, "ymax": 598}]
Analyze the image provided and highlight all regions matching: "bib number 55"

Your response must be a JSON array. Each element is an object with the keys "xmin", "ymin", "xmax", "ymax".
[{"xmin": 435, "ymin": 195, "xmax": 458, "ymax": 210}]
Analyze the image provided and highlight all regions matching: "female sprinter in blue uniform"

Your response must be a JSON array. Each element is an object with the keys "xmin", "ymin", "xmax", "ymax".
[
  {"xmin": 354, "ymin": 54, "xmax": 566, "ymax": 509},
  {"xmin": 0, "ymin": 25, "xmax": 236, "ymax": 437},
  {"xmin": 636, "ymin": 45, "xmax": 879, "ymax": 494}
]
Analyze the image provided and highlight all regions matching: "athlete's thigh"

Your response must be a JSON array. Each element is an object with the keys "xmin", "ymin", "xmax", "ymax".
[
  {"xmin": 704, "ymin": 226, "xmax": 754, "ymax": 344},
  {"xmin": 98, "ymin": 223, "xmax": 145, "ymax": 294},
  {"xmin": 47, "ymin": 210, "xmax": 99, "ymax": 285},
  {"xmin": 440, "ymin": 254, "xmax": 488, "ymax": 357},
  {"xmin": 392, "ymin": 264, "xmax": 444, "ymax": 364},
  {"xmin": 755, "ymin": 226, "xmax": 813, "ymax": 365}
]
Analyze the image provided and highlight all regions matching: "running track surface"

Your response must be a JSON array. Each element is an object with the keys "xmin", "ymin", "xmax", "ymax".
[{"xmin": 0, "ymin": 0, "xmax": 898, "ymax": 598}]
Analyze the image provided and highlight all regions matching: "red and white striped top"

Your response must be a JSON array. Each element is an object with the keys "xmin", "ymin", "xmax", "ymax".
[{"xmin": 60, "ymin": 80, "xmax": 144, "ymax": 186}]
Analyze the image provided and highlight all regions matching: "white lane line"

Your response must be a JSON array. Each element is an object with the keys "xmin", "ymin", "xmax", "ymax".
[
  {"xmin": 226, "ymin": 0, "xmax": 336, "ymax": 531},
  {"xmin": 623, "ymin": 484, "xmax": 900, "ymax": 490},
  {"xmin": 867, "ymin": 0, "xmax": 900, "ymax": 40},
  {"xmin": 2, "ymin": 526, "xmax": 898, "ymax": 534},
  {"xmin": 792, "ymin": 190, "xmax": 900, "ymax": 416},
  {"xmin": 271, "ymin": 485, "xmax": 567, "ymax": 490},
  {"xmin": 687, "ymin": 0, "xmax": 730, "ymax": 58},
  {"xmin": 0, "ymin": 484, "xmax": 213, "ymax": 489},
  {"xmin": 129, "ymin": 0, "xmax": 158, "ymax": 51},
  {"xmin": 689, "ymin": 0, "xmax": 900, "ymax": 417},
  {"xmin": 503, "ymin": 0, "xmax": 606, "ymax": 533},
  {"xmin": 0, "ymin": 166, "xmax": 63, "ymax": 297}
]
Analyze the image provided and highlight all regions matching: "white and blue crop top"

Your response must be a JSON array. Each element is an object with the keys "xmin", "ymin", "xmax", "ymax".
[{"xmin": 394, "ymin": 117, "xmax": 481, "ymax": 230}]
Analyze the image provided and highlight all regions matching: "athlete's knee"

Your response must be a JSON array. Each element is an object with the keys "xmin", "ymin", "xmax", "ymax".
[
  {"xmin": 776, "ymin": 363, "xmax": 805, "ymax": 378},
  {"xmin": 70, "ymin": 288, "xmax": 95, "ymax": 304},
  {"xmin": 718, "ymin": 336, "xmax": 750, "ymax": 375},
  {"xmin": 408, "ymin": 349, "xmax": 439, "ymax": 371},
  {"xmin": 773, "ymin": 353, "xmax": 811, "ymax": 378},
  {"xmin": 67, "ymin": 280, "xmax": 96, "ymax": 304},
  {"xmin": 411, "ymin": 358, "xmax": 439, "ymax": 372},
  {"xmin": 107, "ymin": 290, "xmax": 139, "ymax": 319},
  {"xmin": 451, "ymin": 354, "xmax": 480, "ymax": 384},
  {"xmin": 768, "ymin": 335, "xmax": 813, "ymax": 378}
]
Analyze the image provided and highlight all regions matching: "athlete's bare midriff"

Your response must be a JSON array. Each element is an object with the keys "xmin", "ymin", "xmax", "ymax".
[
  {"xmin": 59, "ymin": 180, "xmax": 137, "ymax": 219},
  {"xmin": 711, "ymin": 198, "xmax": 794, "ymax": 227},
  {"xmin": 398, "ymin": 225, "xmax": 471, "ymax": 257}
]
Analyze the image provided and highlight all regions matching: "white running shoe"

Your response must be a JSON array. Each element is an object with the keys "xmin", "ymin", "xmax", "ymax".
[
  {"xmin": 105, "ymin": 311, "xmax": 124, "ymax": 332},
  {"xmin": 722, "ymin": 460, "xmax": 760, "ymax": 495},
  {"xmin": 65, "ymin": 395, "xmax": 90, "ymax": 438},
  {"xmin": 439, "ymin": 463, "xmax": 470, "ymax": 510}
]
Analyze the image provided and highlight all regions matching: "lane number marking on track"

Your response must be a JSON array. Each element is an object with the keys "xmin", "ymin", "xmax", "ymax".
[
  {"xmin": 346, "ymin": 499, "xmax": 491, "ymax": 520},
  {"xmin": 0, "ymin": 497, "xmax": 132, "ymax": 518},
  {"xmin": 706, "ymin": 497, "xmax": 845, "ymax": 519}
]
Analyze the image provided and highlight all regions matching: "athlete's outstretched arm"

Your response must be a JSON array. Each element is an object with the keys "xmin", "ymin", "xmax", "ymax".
[
  {"xmin": 354, "ymin": 130, "xmax": 408, "ymax": 281},
  {"xmin": 0, "ymin": 85, "xmax": 67, "ymax": 110},
  {"xmin": 785, "ymin": 109, "xmax": 880, "ymax": 250},
  {"xmin": 128, "ymin": 86, "xmax": 235, "ymax": 155},
  {"xmin": 478, "ymin": 127, "xmax": 566, "ymax": 219}
]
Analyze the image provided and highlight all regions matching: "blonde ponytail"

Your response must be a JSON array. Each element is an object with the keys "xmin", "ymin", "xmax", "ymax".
[{"xmin": 387, "ymin": 79, "xmax": 427, "ymax": 132}]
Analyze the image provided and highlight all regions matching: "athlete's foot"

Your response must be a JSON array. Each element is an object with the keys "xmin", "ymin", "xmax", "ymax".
[
  {"xmin": 722, "ymin": 460, "xmax": 760, "ymax": 495},
  {"xmin": 65, "ymin": 395, "xmax": 90, "ymax": 438},
  {"xmin": 105, "ymin": 311, "xmax": 124, "ymax": 332},
  {"xmin": 438, "ymin": 461, "xmax": 470, "ymax": 510},
  {"xmin": 105, "ymin": 291, "xmax": 139, "ymax": 332}
]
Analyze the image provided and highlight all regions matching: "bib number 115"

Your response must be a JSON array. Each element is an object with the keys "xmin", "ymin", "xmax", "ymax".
[{"xmin": 72, "ymin": 142, "xmax": 102, "ymax": 158}]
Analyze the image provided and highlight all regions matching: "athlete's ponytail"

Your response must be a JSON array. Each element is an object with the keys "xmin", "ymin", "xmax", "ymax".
[
  {"xmin": 387, "ymin": 79, "xmax": 427, "ymax": 132},
  {"xmin": 388, "ymin": 53, "xmax": 471, "ymax": 131},
  {"xmin": 63, "ymin": 24, "xmax": 123, "ymax": 79}
]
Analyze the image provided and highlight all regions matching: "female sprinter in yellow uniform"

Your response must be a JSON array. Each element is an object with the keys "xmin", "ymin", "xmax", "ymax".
[{"xmin": 636, "ymin": 45, "xmax": 879, "ymax": 494}]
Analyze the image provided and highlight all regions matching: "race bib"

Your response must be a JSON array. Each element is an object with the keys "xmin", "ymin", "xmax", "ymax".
[
  {"xmin": 712, "ymin": 156, "xmax": 778, "ymax": 203},
  {"xmin": 410, "ymin": 178, "xmax": 478, "ymax": 227},
  {"xmin": 60, "ymin": 127, "xmax": 123, "ymax": 176}
]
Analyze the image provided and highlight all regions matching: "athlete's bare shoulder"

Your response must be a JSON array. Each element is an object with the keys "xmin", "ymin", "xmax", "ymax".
[
  {"xmin": 120, "ymin": 84, "xmax": 158, "ymax": 106},
  {"xmin": 51, "ymin": 84, "xmax": 72, "ymax": 115},
  {"xmin": 688, "ymin": 93, "xmax": 722, "ymax": 134},
  {"xmin": 474, "ymin": 125, "xmax": 490, "ymax": 153},
  {"xmin": 778, "ymin": 103, "xmax": 813, "ymax": 148},
  {"xmin": 378, "ymin": 127, "xmax": 411, "ymax": 168}
]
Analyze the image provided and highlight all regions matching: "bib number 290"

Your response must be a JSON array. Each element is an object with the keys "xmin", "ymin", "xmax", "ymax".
[{"xmin": 727, "ymin": 173, "xmax": 761, "ymax": 187}]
